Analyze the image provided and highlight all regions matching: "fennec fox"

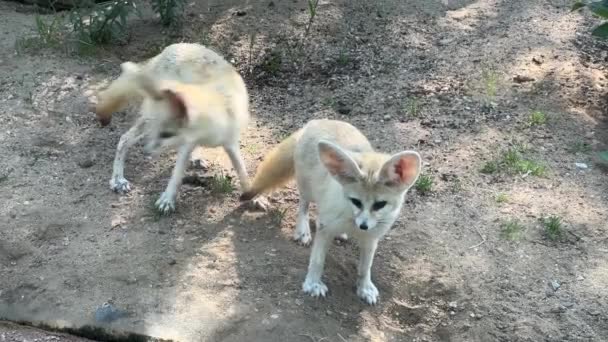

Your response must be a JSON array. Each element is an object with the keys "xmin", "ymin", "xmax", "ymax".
[
  {"xmin": 240, "ymin": 119, "xmax": 421, "ymax": 304},
  {"xmin": 96, "ymin": 43, "xmax": 262, "ymax": 213}
]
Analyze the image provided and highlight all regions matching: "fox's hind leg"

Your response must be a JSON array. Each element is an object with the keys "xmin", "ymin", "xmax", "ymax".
[{"xmin": 110, "ymin": 116, "xmax": 145, "ymax": 194}]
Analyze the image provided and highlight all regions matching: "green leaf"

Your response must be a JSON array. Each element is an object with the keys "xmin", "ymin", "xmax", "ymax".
[
  {"xmin": 598, "ymin": 150, "xmax": 608, "ymax": 162},
  {"xmin": 589, "ymin": 1, "xmax": 608, "ymax": 18},
  {"xmin": 592, "ymin": 22, "xmax": 608, "ymax": 37},
  {"xmin": 572, "ymin": 1, "xmax": 586, "ymax": 11}
]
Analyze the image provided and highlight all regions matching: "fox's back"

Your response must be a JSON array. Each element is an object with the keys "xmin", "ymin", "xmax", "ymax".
[
  {"xmin": 143, "ymin": 43, "xmax": 233, "ymax": 83},
  {"xmin": 294, "ymin": 120, "xmax": 373, "ymax": 201}
]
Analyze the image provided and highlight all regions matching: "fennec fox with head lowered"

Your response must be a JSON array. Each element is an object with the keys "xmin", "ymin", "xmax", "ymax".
[
  {"xmin": 96, "ymin": 43, "xmax": 263, "ymax": 213},
  {"xmin": 240, "ymin": 119, "xmax": 421, "ymax": 304}
]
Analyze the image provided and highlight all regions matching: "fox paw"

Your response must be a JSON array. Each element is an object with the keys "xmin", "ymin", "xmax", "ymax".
[
  {"xmin": 357, "ymin": 281, "xmax": 379, "ymax": 305},
  {"xmin": 110, "ymin": 177, "xmax": 131, "ymax": 194},
  {"xmin": 155, "ymin": 192, "xmax": 176, "ymax": 215},
  {"xmin": 293, "ymin": 230, "xmax": 312, "ymax": 246},
  {"xmin": 302, "ymin": 279, "xmax": 328, "ymax": 298}
]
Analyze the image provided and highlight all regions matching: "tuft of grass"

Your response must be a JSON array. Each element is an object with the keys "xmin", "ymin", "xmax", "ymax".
[
  {"xmin": 69, "ymin": 0, "xmax": 138, "ymax": 48},
  {"xmin": 336, "ymin": 49, "xmax": 350, "ymax": 66},
  {"xmin": 541, "ymin": 215, "xmax": 563, "ymax": 240},
  {"xmin": 403, "ymin": 97, "xmax": 421, "ymax": 118},
  {"xmin": 495, "ymin": 193, "xmax": 508, "ymax": 203},
  {"xmin": 16, "ymin": 14, "xmax": 65, "ymax": 54},
  {"xmin": 268, "ymin": 207, "xmax": 288, "ymax": 226},
  {"xmin": 151, "ymin": 0, "xmax": 186, "ymax": 27},
  {"xmin": 322, "ymin": 96, "xmax": 337, "ymax": 108},
  {"xmin": 482, "ymin": 147, "xmax": 546, "ymax": 177},
  {"xmin": 415, "ymin": 174, "xmax": 433, "ymax": 195},
  {"xmin": 261, "ymin": 49, "xmax": 282, "ymax": 75},
  {"xmin": 528, "ymin": 110, "xmax": 547, "ymax": 126},
  {"xmin": 209, "ymin": 173, "xmax": 234, "ymax": 194},
  {"xmin": 500, "ymin": 220, "xmax": 525, "ymax": 241},
  {"xmin": 569, "ymin": 140, "xmax": 591, "ymax": 154},
  {"xmin": 481, "ymin": 68, "xmax": 499, "ymax": 98},
  {"xmin": 481, "ymin": 161, "xmax": 498, "ymax": 174}
]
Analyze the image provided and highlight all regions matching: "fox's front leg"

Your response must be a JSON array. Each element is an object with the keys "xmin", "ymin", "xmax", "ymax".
[
  {"xmin": 224, "ymin": 143, "xmax": 269, "ymax": 211},
  {"xmin": 356, "ymin": 237, "xmax": 380, "ymax": 305},
  {"xmin": 110, "ymin": 117, "xmax": 146, "ymax": 194},
  {"xmin": 302, "ymin": 227, "xmax": 332, "ymax": 297},
  {"xmin": 155, "ymin": 142, "xmax": 195, "ymax": 214}
]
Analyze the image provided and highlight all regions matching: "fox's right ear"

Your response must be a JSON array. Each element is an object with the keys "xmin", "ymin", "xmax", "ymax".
[{"xmin": 318, "ymin": 140, "xmax": 362, "ymax": 185}]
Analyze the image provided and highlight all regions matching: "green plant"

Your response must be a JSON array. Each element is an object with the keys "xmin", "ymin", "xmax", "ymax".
[
  {"xmin": 502, "ymin": 148, "xmax": 546, "ymax": 176},
  {"xmin": 495, "ymin": 193, "xmax": 508, "ymax": 203},
  {"xmin": 569, "ymin": 140, "xmax": 592, "ymax": 153},
  {"xmin": 151, "ymin": 0, "xmax": 186, "ymax": 27},
  {"xmin": 403, "ymin": 97, "xmax": 421, "ymax": 117},
  {"xmin": 415, "ymin": 174, "xmax": 433, "ymax": 195},
  {"xmin": 481, "ymin": 146, "xmax": 546, "ymax": 177},
  {"xmin": 16, "ymin": 14, "xmax": 65, "ymax": 54},
  {"xmin": 528, "ymin": 110, "xmax": 547, "ymax": 126},
  {"xmin": 261, "ymin": 49, "xmax": 282, "ymax": 75},
  {"xmin": 541, "ymin": 215, "xmax": 563, "ymax": 240},
  {"xmin": 304, "ymin": 0, "xmax": 320, "ymax": 38},
  {"xmin": 69, "ymin": 0, "xmax": 138, "ymax": 47},
  {"xmin": 209, "ymin": 173, "xmax": 234, "ymax": 194},
  {"xmin": 500, "ymin": 220, "xmax": 525, "ymax": 241},
  {"xmin": 573, "ymin": 1, "xmax": 608, "ymax": 38},
  {"xmin": 481, "ymin": 68, "xmax": 499, "ymax": 98},
  {"xmin": 336, "ymin": 49, "xmax": 350, "ymax": 66},
  {"xmin": 269, "ymin": 207, "xmax": 288, "ymax": 226},
  {"xmin": 481, "ymin": 161, "xmax": 498, "ymax": 174}
]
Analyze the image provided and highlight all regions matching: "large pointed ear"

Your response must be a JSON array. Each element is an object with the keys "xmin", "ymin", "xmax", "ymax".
[
  {"xmin": 379, "ymin": 151, "xmax": 421, "ymax": 190},
  {"xmin": 318, "ymin": 140, "xmax": 362, "ymax": 184}
]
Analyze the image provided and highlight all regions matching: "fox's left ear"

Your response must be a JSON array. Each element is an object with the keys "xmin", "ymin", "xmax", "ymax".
[
  {"xmin": 380, "ymin": 151, "xmax": 421, "ymax": 190},
  {"xmin": 161, "ymin": 89, "xmax": 188, "ymax": 123}
]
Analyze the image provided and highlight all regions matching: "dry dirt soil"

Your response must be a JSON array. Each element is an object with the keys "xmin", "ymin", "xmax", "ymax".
[{"xmin": 1, "ymin": 0, "xmax": 607, "ymax": 341}]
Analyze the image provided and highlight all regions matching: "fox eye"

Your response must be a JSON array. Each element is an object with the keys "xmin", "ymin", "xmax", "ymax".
[
  {"xmin": 372, "ymin": 201, "xmax": 387, "ymax": 211},
  {"xmin": 350, "ymin": 198, "xmax": 362, "ymax": 209}
]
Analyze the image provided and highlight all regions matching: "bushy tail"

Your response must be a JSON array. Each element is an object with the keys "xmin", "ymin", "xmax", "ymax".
[
  {"xmin": 240, "ymin": 129, "xmax": 303, "ymax": 201},
  {"xmin": 95, "ymin": 62, "xmax": 142, "ymax": 126}
]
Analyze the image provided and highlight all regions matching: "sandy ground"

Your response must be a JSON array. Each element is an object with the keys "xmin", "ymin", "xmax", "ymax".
[{"xmin": 0, "ymin": 0, "xmax": 607, "ymax": 341}]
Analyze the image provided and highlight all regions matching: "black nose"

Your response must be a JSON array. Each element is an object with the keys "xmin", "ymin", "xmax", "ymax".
[{"xmin": 359, "ymin": 223, "xmax": 368, "ymax": 230}]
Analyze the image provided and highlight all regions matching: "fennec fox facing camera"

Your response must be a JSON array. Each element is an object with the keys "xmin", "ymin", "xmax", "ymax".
[
  {"xmin": 240, "ymin": 119, "xmax": 422, "ymax": 304},
  {"xmin": 95, "ymin": 43, "xmax": 261, "ymax": 213}
]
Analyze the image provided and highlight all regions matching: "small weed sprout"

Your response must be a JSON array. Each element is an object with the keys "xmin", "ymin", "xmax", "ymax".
[
  {"xmin": 403, "ymin": 97, "xmax": 421, "ymax": 118},
  {"xmin": 569, "ymin": 140, "xmax": 591, "ymax": 154},
  {"xmin": 542, "ymin": 215, "xmax": 563, "ymax": 240},
  {"xmin": 495, "ymin": 193, "xmax": 508, "ymax": 203},
  {"xmin": 269, "ymin": 207, "xmax": 288, "ymax": 226},
  {"xmin": 415, "ymin": 174, "xmax": 433, "ymax": 195},
  {"xmin": 481, "ymin": 161, "xmax": 498, "ymax": 174},
  {"xmin": 500, "ymin": 220, "xmax": 525, "ymax": 241},
  {"xmin": 151, "ymin": 0, "xmax": 186, "ymax": 27},
  {"xmin": 209, "ymin": 174, "xmax": 234, "ymax": 194},
  {"xmin": 528, "ymin": 111, "xmax": 547, "ymax": 126},
  {"xmin": 482, "ymin": 68, "xmax": 499, "ymax": 99},
  {"xmin": 482, "ymin": 146, "xmax": 546, "ymax": 177}
]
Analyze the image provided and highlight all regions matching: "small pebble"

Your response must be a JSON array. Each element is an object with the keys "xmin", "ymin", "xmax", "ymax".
[{"xmin": 575, "ymin": 162, "xmax": 588, "ymax": 170}]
